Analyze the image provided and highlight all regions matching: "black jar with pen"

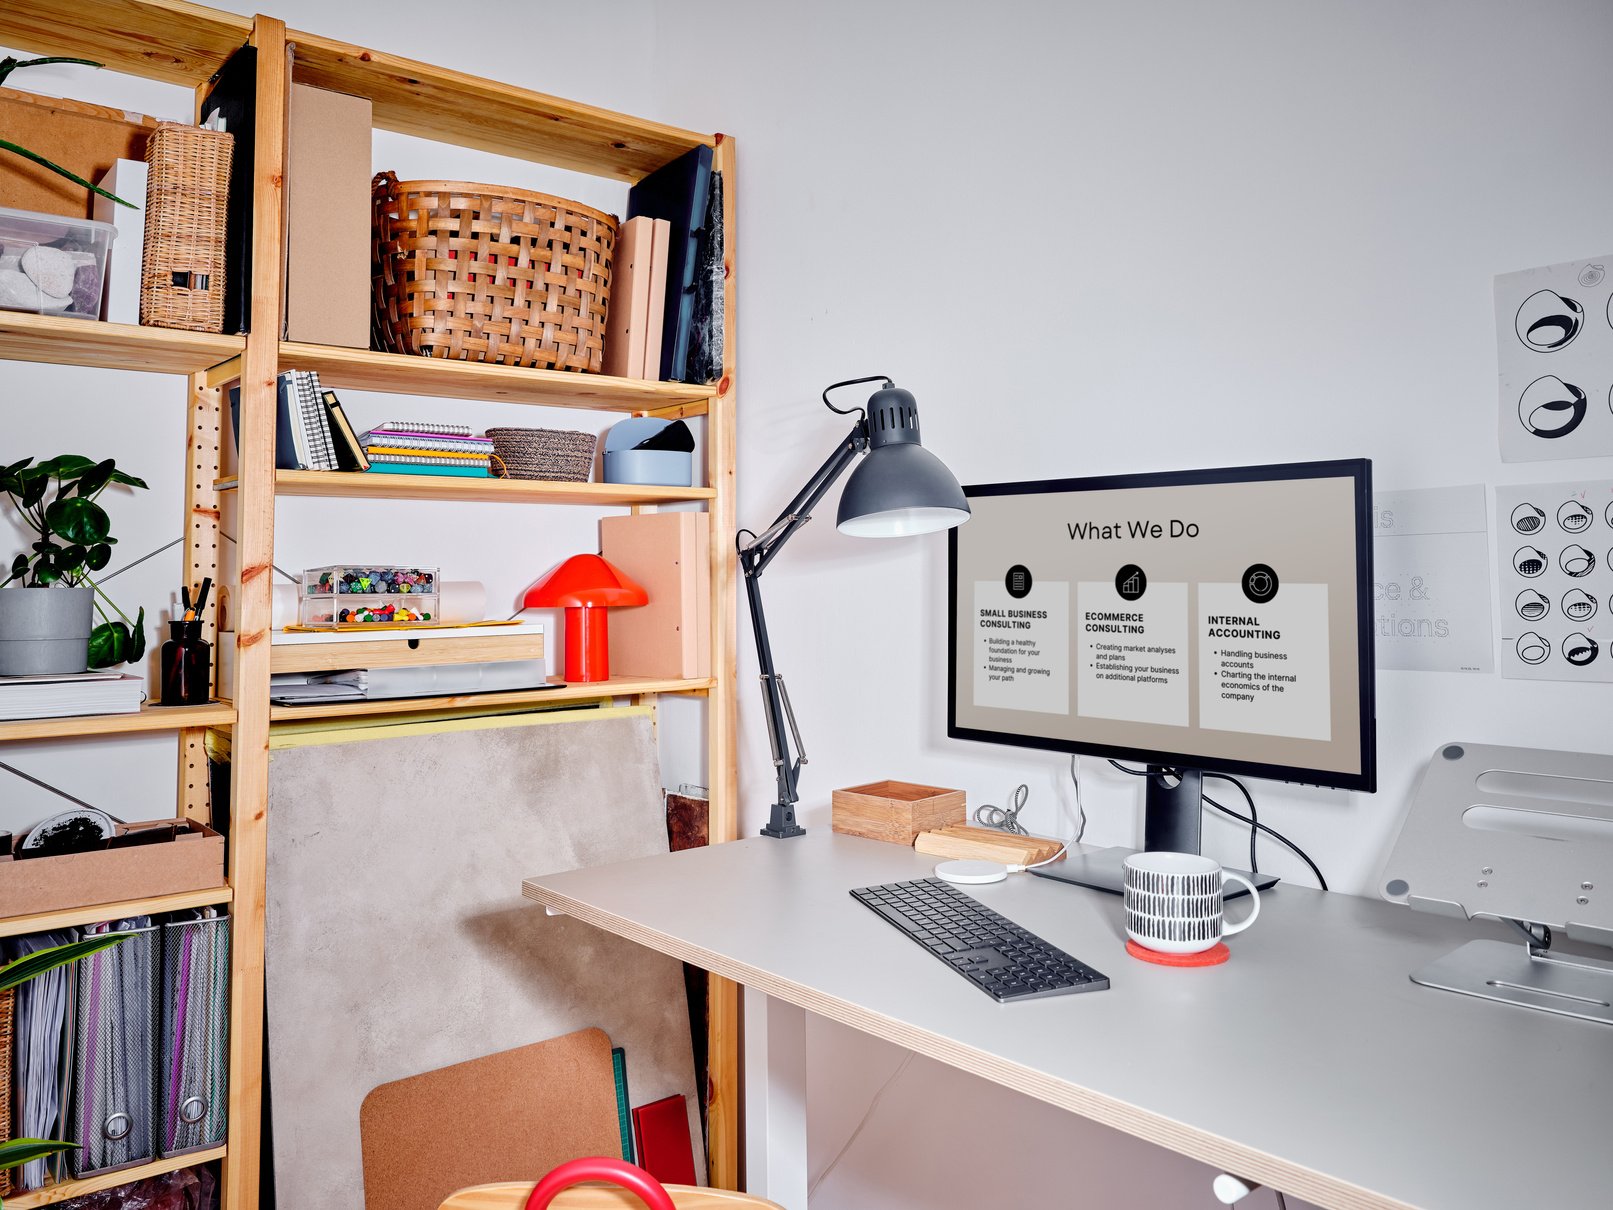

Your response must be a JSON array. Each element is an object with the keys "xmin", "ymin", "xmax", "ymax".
[{"xmin": 159, "ymin": 577, "xmax": 213, "ymax": 706}]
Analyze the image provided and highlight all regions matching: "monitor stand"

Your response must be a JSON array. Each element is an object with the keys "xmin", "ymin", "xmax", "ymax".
[{"xmin": 1028, "ymin": 766, "xmax": 1279, "ymax": 900}]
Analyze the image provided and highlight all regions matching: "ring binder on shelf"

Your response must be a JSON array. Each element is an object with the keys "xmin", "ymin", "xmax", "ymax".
[
  {"xmin": 71, "ymin": 919, "xmax": 158, "ymax": 1178},
  {"xmin": 159, "ymin": 909, "xmax": 231, "ymax": 1156}
]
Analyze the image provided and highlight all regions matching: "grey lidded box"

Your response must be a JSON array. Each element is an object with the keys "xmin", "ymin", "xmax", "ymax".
[{"xmin": 602, "ymin": 416, "xmax": 693, "ymax": 487}]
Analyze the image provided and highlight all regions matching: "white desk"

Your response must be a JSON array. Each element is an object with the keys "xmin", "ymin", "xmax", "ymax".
[{"xmin": 523, "ymin": 833, "xmax": 1613, "ymax": 1210}]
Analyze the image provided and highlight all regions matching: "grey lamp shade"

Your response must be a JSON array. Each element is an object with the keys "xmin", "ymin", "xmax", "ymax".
[{"xmin": 836, "ymin": 442, "xmax": 971, "ymax": 537}]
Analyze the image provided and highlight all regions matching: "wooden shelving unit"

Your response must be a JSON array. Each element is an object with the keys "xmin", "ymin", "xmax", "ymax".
[
  {"xmin": 220, "ymin": 471, "xmax": 716, "ymax": 507},
  {"xmin": 0, "ymin": 3, "xmax": 741, "ymax": 1205},
  {"xmin": 268, "ymin": 676, "xmax": 713, "ymax": 724},
  {"xmin": 6, "ymin": 1148, "xmax": 229, "ymax": 1209},
  {"xmin": 0, "ymin": 701, "xmax": 236, "ymax": 743},
  {"xmin": 0, "ymin": 887, "xmax": 233, "ymax": 941},
  {"xmin": 0, "ymin": 312, "xmax": 243, "ymax": 375}
]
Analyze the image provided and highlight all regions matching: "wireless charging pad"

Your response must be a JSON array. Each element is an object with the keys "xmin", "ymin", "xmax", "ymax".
[{"xmin": 934, "ymin": 859, "xmax": 1009, "ymax": 885}]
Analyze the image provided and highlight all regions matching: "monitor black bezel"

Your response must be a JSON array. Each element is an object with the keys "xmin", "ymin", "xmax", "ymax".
[{"xmin": 946, "ymin": 458, "xmax": 1377, "ymax": 793}]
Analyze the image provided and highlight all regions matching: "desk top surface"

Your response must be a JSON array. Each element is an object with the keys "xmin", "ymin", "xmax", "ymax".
[{"xmin": 523, "ymin": 833, "xmax": 1613, "ymax": 1210}]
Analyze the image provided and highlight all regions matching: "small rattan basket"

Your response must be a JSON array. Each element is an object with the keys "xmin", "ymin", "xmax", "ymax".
[
  {"xmin": 486, "ymin": 427, "xmax": 598, "ymax": 482},
  {"xmin": 140, "ymin": 122, "xmax": 233, "ymax": 333},
  {"xmin": 371, "ymin": 173, "xmax": 616, "ymax": 372}
]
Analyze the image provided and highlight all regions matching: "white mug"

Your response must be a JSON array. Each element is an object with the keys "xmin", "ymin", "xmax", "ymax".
[{"xmin": 1122, "ymin": 851, "xmax": 1261, "ymax": 954}]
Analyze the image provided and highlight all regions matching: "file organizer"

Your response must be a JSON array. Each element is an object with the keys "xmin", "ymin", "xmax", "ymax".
[
  {"xmin": 70, "ymin": 918, "xmax": 158, "ymax": 1178},
  {"xmin": 158, "ymin": 910, "xmax": 231, "ymax": 1157}
]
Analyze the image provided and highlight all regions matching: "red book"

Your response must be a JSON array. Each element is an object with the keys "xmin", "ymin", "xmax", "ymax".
[{"xmin": 632, "ymin": 1094, "xmax": 697, "ymax": 1187}]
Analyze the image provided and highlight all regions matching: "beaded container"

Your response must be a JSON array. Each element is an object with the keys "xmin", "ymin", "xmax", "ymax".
[{"xmin": 299, "ymin": 565, "xmax": 439, "ymax": 628}]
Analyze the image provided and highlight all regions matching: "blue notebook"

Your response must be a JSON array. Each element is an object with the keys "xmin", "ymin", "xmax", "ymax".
[{"xmin": 365, "ymin": 464, "xmax": 491, "ymax": 478}]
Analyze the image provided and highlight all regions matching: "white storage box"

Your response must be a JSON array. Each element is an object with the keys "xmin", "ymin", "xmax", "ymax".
[{"xmin": 0, "ymin": 205, "xmax": 116, "ymax": 319}]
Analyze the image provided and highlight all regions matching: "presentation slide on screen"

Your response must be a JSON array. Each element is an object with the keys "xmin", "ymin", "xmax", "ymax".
[{"xmin": 952, "ymin": 475, "xmax": 1364, "ymax": 778}]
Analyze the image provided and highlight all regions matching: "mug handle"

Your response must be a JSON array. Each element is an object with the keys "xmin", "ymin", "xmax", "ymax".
[{"xmin": 1219, "ymin": 870, "xmax": 1261, "ymax": 936}]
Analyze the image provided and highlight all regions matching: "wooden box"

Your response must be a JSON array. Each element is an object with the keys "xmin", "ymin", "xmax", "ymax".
[
  {"xmin": 0, "ymin": 820, "xmax": 225, "ymax": 918},
  {"xmin": 831, "ymin": 780, "xmax": 966, "ymax": 845}
]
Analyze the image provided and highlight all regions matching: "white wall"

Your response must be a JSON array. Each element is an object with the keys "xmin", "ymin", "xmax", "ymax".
[{"xmin": 641, "ymin": 2, "xmax": 1613, "ymax": 1206}]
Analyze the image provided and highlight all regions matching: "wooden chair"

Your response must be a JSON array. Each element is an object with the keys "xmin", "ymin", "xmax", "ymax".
[{"xmin": 439, "ymin": 1158, "xmax": 785, "ymax": 1210}]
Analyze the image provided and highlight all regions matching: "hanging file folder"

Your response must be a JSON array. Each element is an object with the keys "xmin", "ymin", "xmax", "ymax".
[
  {"xmin": 70, "ymin": 918, "xmax": 158, "ymax": 1178},
  {"xmin": 159, "ymin": 909, "xmax": 231, "ymax": 1157}
]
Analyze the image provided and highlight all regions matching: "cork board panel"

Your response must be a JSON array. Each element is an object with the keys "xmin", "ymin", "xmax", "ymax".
[{"xmin": 265, "ymin": 713, "xmax": 704, "ymax": 1210}]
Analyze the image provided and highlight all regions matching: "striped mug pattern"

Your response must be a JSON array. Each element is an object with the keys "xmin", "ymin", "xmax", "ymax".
[{"xmin": 1122, "ymin": 851, "xmax": 1261, "ymax": 954}]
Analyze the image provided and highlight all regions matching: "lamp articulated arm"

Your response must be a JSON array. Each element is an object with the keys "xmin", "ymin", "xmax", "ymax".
[{"xmin": 738, "ymin": 377, "xmax": 889, "ymax": 838}]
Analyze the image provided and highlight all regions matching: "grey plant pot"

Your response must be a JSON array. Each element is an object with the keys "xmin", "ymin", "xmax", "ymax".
[{"xmin": 0, "ymin": 586, "xmax": 94, "ymax": 676}]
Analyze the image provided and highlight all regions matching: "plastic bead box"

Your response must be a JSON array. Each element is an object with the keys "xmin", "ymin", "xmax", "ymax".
[{"xmin": 298, "ymin": 565, "xmax": 439, "ymax": 628}]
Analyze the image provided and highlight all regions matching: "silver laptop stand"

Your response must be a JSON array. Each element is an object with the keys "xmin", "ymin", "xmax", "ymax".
[{"xmin": 1381, "ymin": 742, "xmax": 1613, "ymax": 1025}]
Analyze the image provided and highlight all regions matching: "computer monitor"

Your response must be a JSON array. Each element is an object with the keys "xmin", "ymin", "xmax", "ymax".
[{"xmin": 947, "ymin": 459, "xmax": 1376, "ymax": 891}]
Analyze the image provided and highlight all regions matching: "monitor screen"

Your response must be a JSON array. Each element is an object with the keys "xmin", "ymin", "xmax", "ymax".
[{"xmin": 948, "ymin": 460, "xmax": 1376, "ymax": 791}]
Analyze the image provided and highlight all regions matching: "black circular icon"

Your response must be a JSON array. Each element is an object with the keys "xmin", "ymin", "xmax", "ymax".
[
  {"xmin": 1564, "ymin": 633, "xmax": 1599, "ymax": 667},
  {"xmin": 1004, "ymin": 565, "xmax": 1033, "ymax": 600},
  {"xmin": 1242, "ymin": 564, "xmax": 1279, "ymax": 605},
  {"xmin": 1114, "ymin": 564, "xmax": 1147, "ymax": 601}
]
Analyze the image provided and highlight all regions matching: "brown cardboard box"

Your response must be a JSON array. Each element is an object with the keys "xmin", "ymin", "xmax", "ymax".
[
  {"xmin": 0, "ymin": 820, "xmax": 225, "ymax": 917},
  {"xmin": 0, "ymin": 87, "xmax": 157, "ymax": 219},
  {"xmin": 832, "ymin": 780, "xmax": 966, "ymax": 845},
  {"xmin": 601, "ymin": 512, "xmax": 711, "ymax": 679},
  {"xmin": 284, "ymin": 83, "xmax": 372, "ymax": 347}
]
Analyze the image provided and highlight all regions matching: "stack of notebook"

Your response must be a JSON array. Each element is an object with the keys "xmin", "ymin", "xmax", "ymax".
[{"xmin": 360, "ymin": 423, "xmax": 494, "ymax": 478}]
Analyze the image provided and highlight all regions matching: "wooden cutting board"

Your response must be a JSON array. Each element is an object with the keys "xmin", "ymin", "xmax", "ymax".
[
  {"xmin": 360, "ymin": 1027, "xmax": 621, "ymax": 1210},
  {"xmin": 913, "ymin": 824, "xmax": 1065, "ymax": 865}
]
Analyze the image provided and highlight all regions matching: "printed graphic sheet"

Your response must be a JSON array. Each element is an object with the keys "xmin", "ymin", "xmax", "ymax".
[
  {"xmin": 1372, "ymin": 485, "xmax": 1493, "ymax": 673},
  {"xmin": 1496, "ymin": 479, "xmax": 1613, "ymax": 680},
  {"xmin": 1497, "ymin": 253, "xmax": 1613, "ymax": 462}
]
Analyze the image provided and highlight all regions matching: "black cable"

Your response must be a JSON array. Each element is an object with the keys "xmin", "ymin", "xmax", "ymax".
[
  {"xmin": 1207, "ymin": 772, "xmax": 1260, "ymax": 875},
  {"xmin": 820, "ymin": 374, "xmax": 892, "ymax": 419},
  {"xmin": 1105, "ymin": 760, "xmax": 1328, "ymax": 891}
]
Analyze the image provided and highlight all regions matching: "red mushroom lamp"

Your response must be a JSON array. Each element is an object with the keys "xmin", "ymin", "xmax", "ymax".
[{"xmin": 523, "ymin": 554, "xmax": 648, "ymax": 683}]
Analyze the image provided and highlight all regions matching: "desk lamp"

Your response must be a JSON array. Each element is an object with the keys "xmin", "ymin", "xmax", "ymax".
[
  {"xmin": 741, "ymin": 376, "xmax": 971, "ymax": 838},
  {"xmin": 524, "ymin": 553, "xmax": 648, "ymax": 683}
]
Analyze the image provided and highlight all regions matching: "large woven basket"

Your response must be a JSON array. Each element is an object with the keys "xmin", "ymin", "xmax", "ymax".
[
  {"xmin": 371, "ymin": 173, "xmax": 616, "ymax": 372},
  {"xmin": 140, "ymin": 122, "xmax": 233, "ymax": 333},
  {"xmin": 486, "ymin": 427, "xmax": 598, "ymax": 482}
]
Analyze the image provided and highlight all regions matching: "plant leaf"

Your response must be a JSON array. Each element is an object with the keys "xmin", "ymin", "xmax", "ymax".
[
  {"xmin": 87, "ymin": 620, "xmax": 128, "ymax": 668},
  {"xmin": 0, "ymin": 138, "xmax": 136, "ymax": 207},
  {"xmin": 0, "ymin": 933, "xmax": 132, "ymax": 992},
  {"xmin": 108, "ymin": 470, "xmax": 148, "ymax": 489},
  {"xmin": 0, "ymin": 1136, "xmax": 77, "ymax": 1168},
  {"xmin": 45, "ymin": 495, "xmax": 109, "ymax": 544},
  {"xmin": 127, "ymin": 606, "xmax": 147, "ymax": 662},
  {"xmin": 20, "ymin": 474, "xmax": 46, "ymax": 509},
  {"xmin": 76, "ymin": 459, "xmax": 116, "ymax": 498},
  {"xmin": 8, "ymin": 554, "xmax": 27, "ymax": 579},
  {"xmin": 85, "ymin": 543, "xmax": 112, "ymax": 571}
]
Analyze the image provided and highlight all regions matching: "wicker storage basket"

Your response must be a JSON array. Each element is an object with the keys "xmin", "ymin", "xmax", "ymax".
[
  {"xmin": 0, "ymin": 986, "xmax": 12, "ymax": 1197},
  {"xmin": 486, "ymin": 427, "xmax": 598, "ymax": 482},
  {"xmin": 371, "ymin": 173, "xmax": 616, "ymax": 372},
  {"xmin": 140, "ymin": 122, "xmax": 233, "ymax": 333}
]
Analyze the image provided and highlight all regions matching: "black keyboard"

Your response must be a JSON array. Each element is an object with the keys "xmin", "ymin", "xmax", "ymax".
[{"xmin": 851, "ymin": 878, "xmax": 1110, "ymax": 1002}]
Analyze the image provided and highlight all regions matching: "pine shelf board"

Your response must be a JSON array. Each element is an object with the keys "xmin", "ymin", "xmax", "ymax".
[
  {"xmin": 239, "ymin": 470, "xmax": 714, "ymax": 507},
  {"xmin": 0, "ymin": 702, "xmax": 236, "ymax": 743},
  {"xmin": 0, "ymin": 886, "xmax": 232, "ymax": 941},
  {"xmin": 286, "ymin": 31, "xmax": 714, "ymax": 181},
  {"xmin": 0, "ymin": 1, "xmax": 249, "ymax": 86},
  {"xmin": 201, "ymin": 343, "xmax": 712, "ymax": 414},
  {"xmin": 269, "ymin": 676, "xmax": 713, "ymax": 723},
  {"xmin": 4, "ymin": 1148, "xmax": 227, "ymax": 1206},
  {"xmin": 0, "ymin": 312, "xmax": 244, "ymax": 376}
]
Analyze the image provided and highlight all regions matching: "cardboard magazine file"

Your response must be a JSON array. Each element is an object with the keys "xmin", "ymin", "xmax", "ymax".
[
  {"xmin": 283, "ymin": 82, "xmax": 372, "ymax": 346},
  {"xmin": 0, "ymin": 820, "xmax": 225, "ymax": 917},
  {"xmin": 600, "ymin": 512, "xmax": 711, "ymax": 679}
]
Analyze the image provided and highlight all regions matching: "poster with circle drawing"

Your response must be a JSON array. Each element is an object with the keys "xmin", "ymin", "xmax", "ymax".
[
  {"xmin": 1495, "ymin": 479, "xmax": 1613, "ymax": 681},
  {"xmin": 1496, "ymin": 253, "xmax": 1613, "ymax": 462}
]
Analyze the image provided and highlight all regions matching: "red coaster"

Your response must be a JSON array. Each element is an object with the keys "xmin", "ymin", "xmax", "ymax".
[{"xmin": 1126, "ymin": 939, "xmax": 1230, "ymax": 966}]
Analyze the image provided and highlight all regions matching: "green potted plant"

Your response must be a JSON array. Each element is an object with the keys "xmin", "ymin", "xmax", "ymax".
[
  {"xmin": 0, "ymin": 932, "xmax": 131, "ymax": 1202},
  {"xmin": 0, "ymin": 455, "xmax": 148, "ymax": 676}
]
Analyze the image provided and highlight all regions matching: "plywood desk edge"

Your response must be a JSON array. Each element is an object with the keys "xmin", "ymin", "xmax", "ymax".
[{"xmin": 520, "ymin": 877, "xmax": 1411, "ymax": 1210}]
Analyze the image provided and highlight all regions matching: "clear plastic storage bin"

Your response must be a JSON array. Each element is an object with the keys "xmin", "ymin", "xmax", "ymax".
[
  {"xmin": 299, "ymin": 565, "xmax": 439, "ymax": 628},
  {"xmin": 0, "ymin": 205, "xmax": 116, "ymax": 319}
]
